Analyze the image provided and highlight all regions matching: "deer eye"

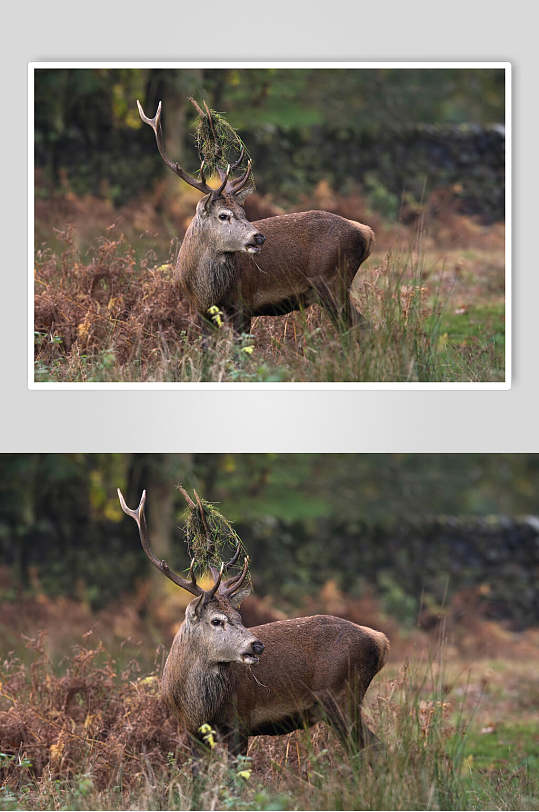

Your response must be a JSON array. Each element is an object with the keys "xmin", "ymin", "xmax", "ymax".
[
  {"xmin": 218, "ymin": 212, "xmax": 230, "ymax": 222},
  {"xmin": 211, "ymin": 617, "xmax": 224, "ymax": 627}
]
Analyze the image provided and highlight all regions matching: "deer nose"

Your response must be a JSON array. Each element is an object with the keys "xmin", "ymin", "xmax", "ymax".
[
  {"xmin": 253, "ymin": 233, "xmax": 265, "ymax": 245},
  {"xmin": 252, "ymin": 640, "xmax": 265, "ymax": 655}
]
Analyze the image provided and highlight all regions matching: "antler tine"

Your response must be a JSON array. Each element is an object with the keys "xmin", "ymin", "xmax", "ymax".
[
  {"xmin": 230, "ymin": 144, "xmax": 245, "ymax": 172},
  {"xmin": 137, "ymin": 99, "xmax": 212, "ymax": 195},
  {"xmin": 223, "ymin": 555, "xmax": 250, "ymax": 597},
  {"xmin": 117, "ymin": 485, "xmax": 146, "ymax": 522},
  {"xmin": 117, "ymin": 488, "xmax": 203, "ymax": 597},
  {"xmin": 224, "ymin": 541, "xmax": 241, "ymax": 568},
  {"xmin": 177, "ymin": 483, "xmax": 196, "ymax": 510},
  {"xmin": 188, "ymin": 97, "xmax": 206, "ymax": 119},
  {"xmin": 213, "ymin": 541, "xmax": 242, "ymax": 592},
  {"xmin": 199, "ymin": 160, "xmax": 207, "ymax": 187},
  {"xmin": 211, "ymin": 164, "xmax": 231, "ymax": 201},
  {"xmin": 207, "ymin": 561, "xmax": 225, "ymax": 600},
  {"xmin": 207, "ymin": 541, "xmax": 243, "ymax": 595},
  {"xmin": 215, "ymin": 147, "xmax": 248, "ymax": 195},
  {"xmin": 193, "ymin": 489, "xmax": 213, "ymax": 549},
  {"xmin": 203, "ymin": 100, "xmax": 218, "ymax": 147},
  {"xmin": 231, "ymin": 159, "xmax": 253, "ymax": 195}
]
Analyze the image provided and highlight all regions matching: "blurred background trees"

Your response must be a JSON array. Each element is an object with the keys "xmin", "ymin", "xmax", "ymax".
[
  {"xmin": 34, "ymin": 67, "xmax": 506, "ymax": 221},
  {"xmin": 0, "ymin": 454, "xmax": 536, "ymax": 628}
]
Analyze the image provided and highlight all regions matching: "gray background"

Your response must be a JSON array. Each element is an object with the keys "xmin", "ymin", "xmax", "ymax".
[{"xmin": 3, "ymin": 0, "xmax": 537, "ymax": 452}]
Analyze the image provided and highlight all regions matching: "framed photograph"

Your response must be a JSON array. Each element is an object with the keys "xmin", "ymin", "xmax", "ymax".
[
  {"xmin": 29, "ymin": 62, "xmax": 510, "ymax": 389},
  {"xmin": 1, "ymin": 452, "xmax": 536, "ymax": 808}
]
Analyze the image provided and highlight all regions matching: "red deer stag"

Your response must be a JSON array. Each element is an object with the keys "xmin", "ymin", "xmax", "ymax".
[
  {"xmin": 118, "ymin": 487, "xmax": 389, "ymax": 758},
  {"xmin": 137, "ymin": 99, "xmax": 375, "ymax": 335}
]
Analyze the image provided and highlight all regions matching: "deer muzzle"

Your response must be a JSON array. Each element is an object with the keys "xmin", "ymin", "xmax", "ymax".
[
  {"xmin": 241, "ymin": 639, "xmax": 265, "ymax": 665},
  {"xmin": 245, "ymin": 232, "xmax": 265, "ymax": 254}
]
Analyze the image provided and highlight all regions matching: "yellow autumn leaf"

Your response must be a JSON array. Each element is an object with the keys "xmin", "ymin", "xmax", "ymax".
[
  {"xmin": 198, "ymin": 723, "xmax": 217, "ymax": 749},
  {"xmin": 49, "ymin": 737, "xmax": 65, "ymax": 766},
  {"xmin": 141, "ymin": 675, "xmax": 158, "ymax": 683}
]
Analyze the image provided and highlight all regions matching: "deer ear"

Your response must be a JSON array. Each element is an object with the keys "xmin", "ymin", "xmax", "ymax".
[
  {"xmin": 197, "ymin": 195, "xmax": 212, "ymax": 215},
  {"xmin": 186, "ymin": 593, "xmax": 204, "ymax": 621},
  {"xmin": 233, "ymin": 186, "xmax": 252, "ymax": 205},
  {"xmin": 229, "ymin": 586, "xmax": 251, "ymax": 609}
]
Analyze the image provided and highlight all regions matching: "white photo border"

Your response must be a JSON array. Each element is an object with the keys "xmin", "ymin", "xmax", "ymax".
[{"xmin": 28, "ymin": 61, "xmax": 511, "ymax": 390}]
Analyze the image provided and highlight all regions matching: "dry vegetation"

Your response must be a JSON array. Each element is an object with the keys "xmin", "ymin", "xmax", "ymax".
[
  {"xmin": 1, "ymin": 579, "xmax": 537, "ymax": 810},
  {"xmin": 34, "ymin": 179, "xmax": 505, "ymax": 383}
]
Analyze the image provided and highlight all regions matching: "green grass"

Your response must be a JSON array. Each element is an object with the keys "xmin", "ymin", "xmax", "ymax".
[
  {"xmin": 454, "ymin": 722, "xmax": 539, "ymax": 811},
  {"xmin": 463, "ymin": 721, "xmax": 539, "ymax": 771},
  {"xmin": 434, "ymin": 303, "xmax": 505, "ymax": 381}
]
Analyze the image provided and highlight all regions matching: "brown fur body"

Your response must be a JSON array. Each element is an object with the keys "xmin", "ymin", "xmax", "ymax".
[
  {"xmin": 162, "ymin": 612, "xmax": 389, "ymax": 755},
  {"xmin": 176, "ymin": 208, "xmax": 375, "ymax": 333}
]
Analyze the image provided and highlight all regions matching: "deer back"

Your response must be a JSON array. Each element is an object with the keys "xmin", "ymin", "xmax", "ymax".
[
  {"xmin": 233, "ymin": 211, "xmax": 375, "ymax": 314},
  {"xmin": 230, "ymin": 615, "xmax": 389, "ymax": 732}
]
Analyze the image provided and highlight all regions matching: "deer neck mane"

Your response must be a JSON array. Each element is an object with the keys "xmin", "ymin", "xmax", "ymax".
[
  {"xmin": 165, "ymin": 624, "xmax": 234, "ymax": 731},
  {"xmin": 177, "ymin": 217, "xmax": 238, "ymax": 311}
]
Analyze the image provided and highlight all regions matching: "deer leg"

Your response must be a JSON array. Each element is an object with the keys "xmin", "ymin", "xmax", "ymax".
[
  {"xmin": 349, "ymin": 706, "xmax": 381, "ymax": 750},
  {"xmin": 324, "ymin": 262, "xmax": 369, "ymax": 332},
  {"xmin": 234, "ymin": 313, "xmax": 252, "ymax": 337},
  {"xmin": 322, "ymin": 286, "xmax": 368, "ymax": 333},
  {"xmin": 186, "ymin": 733, "xmax": 207, "ymax": 780},
  {"xmin": 344, "ymin": 292, "xmax": 368, "ymax": 331},
  {"xmin": 196, "ymin": 312, "xmax": 215, "ymax": 350},
  {"xmin": 221, "ymin": 306, "xmax": 251, "ymax": 336},
  {"xmin": 217, "ymin": 724, "xmax": 249, "ymax": 758},
  {"xmin": 311, "ymin": 278, "xmax": 360, "ymax": 333},
  {"xmin": 315, "ymin": 691, "xmax": 352, "ymax": 748},
  {"xmin": 341, "ymin": 682, "xmax": 383, "ymax": 755},
  {"xmin": 317, "ymin": 690, "xmax": 380, "ymax": 756},
  {"xmin": 229, "ymin": 730, "xmax": 249, "ymax": 758}
]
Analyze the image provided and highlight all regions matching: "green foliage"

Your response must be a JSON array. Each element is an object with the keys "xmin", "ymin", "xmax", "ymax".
[
  {"xmin": 463, "ymin": 722, "xmax": 539, "ymax": 772},
  {"xmin": 1, "ymin": 454, "xmax": 538, "ymax": 626},
  {"xmin": 34, "ymin": 67, "xmax": 505, "ymax": 216},
  {"xmin": 192, "ymin": 101, "xmax": 252, "ymax": 184},
  {"xmin": 362, "ymin": 172, "xmax": 400, "ymax": 220},
  {"xmin": 377, "ymin": 572, "xmax": 418, "ymax": 627},
  {"xmin": 183, "ymin": 494, "xmax": 250, "ymax": 584}
]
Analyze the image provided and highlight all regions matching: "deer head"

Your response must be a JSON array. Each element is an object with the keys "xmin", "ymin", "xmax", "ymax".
[
  {"xmin": 117, "ymin": 488, "xmax": 264, "ymax": 666},
  {"xmin": 137, "ymin": 100, "xmax": 265, "ymax": 256}
]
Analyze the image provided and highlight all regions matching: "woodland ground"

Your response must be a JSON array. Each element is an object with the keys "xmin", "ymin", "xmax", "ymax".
[
  {"xmin": 34, "ymin": 179, "xmax": 505, "ymax": 383},
  {"xmin": 0, "ymin": 581, "xmax": 536, "ymax": 811}
]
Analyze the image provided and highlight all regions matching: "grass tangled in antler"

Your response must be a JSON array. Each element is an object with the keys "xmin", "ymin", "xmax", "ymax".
[
  {"xmin": 178, "ymin": 485, "xmax": 251, "ymax": 585},
  {"xmin": 189, "ymin": 98, "xmax": 254, "ymax": 190}
]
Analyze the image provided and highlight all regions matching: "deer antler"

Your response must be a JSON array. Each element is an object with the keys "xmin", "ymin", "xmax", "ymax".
[
  {"xmin": 137, "ymin": 100, "xmax": 214, "ymax": 195},
  {"xmin": 118, "ymin": 488, "xmax": 205, "ymax": 597},
  {"xmin": 189, "ymin": 98, "xmax": 253, "ymax": 200},
  {"xmin": 222, "ymin": 554, "xmax": 250, "ymax": 598},
  {"xmin": 119, "ymin": 484, "xmax": 252, "ymax": 604},
  {"xmin": 179, "ymin": 485, "xmax": 251, "ymax": 600}
]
